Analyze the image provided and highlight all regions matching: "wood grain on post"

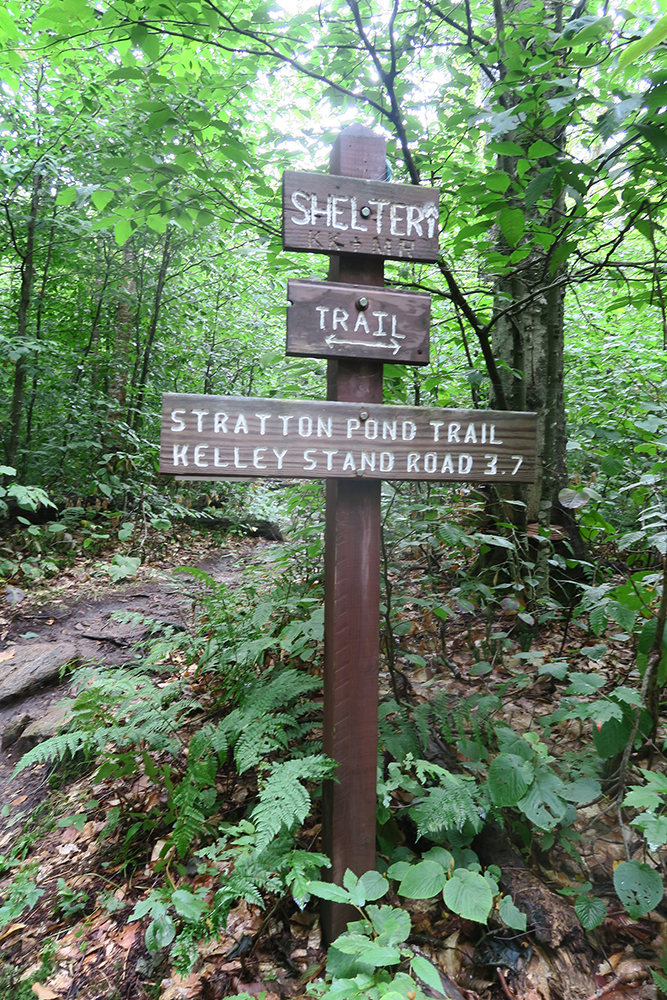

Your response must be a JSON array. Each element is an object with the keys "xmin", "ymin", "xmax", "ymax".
[{"xmin": 322, "ymin": 124, "xmax": 385, "ymax": 942}]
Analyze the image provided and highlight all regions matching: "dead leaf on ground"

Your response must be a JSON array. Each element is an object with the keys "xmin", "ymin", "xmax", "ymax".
[
  {"xmin": 31, "ymin": 985, "xmax": 59, "ymax": 1000},
  {"xmin": 112, "ymin": 923, "xmax": 138, "ymax": 951}
]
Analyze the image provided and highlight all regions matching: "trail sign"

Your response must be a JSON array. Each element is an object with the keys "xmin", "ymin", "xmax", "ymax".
[
  {"xmin": 286, "ymin": 280, "xmax": 431, "ymax": 365},
  {"xmin": 160, "ymin": 394, "xmax": 536, "ymax": 482},
  {"xmin": 158, "ymin": 123, "xmax": 536, "ymax": 943},
  {"xmin": 283, "ymin": 170, "xmax": 440, "ymax": 262}
]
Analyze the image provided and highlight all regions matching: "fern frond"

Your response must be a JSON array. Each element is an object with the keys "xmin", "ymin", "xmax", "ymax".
[
  {"xmin": 251, "ymin": 755, "xmax": 334, "ymax": 851},
  {"xmin": 409, "ymin": 774, "xmax": 482, "ymax": 838},
  {"xmin": 172, "ymin": 804, "xmax": 207, "ymax": 859},
  {"xmin": 12, "ymin": 731, "xmax": 94, "ymax": 776},
  {"xmin": 379, "ymin": 701, "xmax": 422, "ymax": 762}
]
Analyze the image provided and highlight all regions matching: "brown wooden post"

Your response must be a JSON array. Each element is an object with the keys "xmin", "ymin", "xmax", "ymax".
[{"xmin": 321, "ymin": 124, "xmax": 385, "ymax": 942}]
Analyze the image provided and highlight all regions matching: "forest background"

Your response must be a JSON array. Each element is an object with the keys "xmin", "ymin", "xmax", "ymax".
[{"xmin": 3, "ymin": 1, "xmax": 667, "ymax": 999}]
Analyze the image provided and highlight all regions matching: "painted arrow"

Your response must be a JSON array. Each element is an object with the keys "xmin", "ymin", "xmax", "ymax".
[{"xmin": 324, "ymin": 334, "xmax": 405, "ymax": 355}]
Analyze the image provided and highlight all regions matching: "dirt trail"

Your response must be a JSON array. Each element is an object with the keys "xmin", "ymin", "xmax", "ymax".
[{"xmin": 0, "ymin": 540, "xmax": 273, "ymax": 843}]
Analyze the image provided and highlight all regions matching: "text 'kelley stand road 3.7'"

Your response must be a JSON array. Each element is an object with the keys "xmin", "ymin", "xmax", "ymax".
[
  {"xmin": 161, "ymin": 394, "xmax": 536, "ymax": 482},
  {"xmin": 158, "ymin": 123, "xmax": 537, "ymax": 942}
]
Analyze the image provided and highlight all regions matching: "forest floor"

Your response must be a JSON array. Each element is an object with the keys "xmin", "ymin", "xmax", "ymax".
[{"xmin": 0, "ymin": 526, "xmax": 664, "ymax": 1000}]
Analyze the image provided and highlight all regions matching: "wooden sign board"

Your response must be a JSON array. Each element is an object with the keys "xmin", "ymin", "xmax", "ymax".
[
  {"xmin": 286, "ymin": 280, "xmax": 430, "ymax": 365},
  {"xmin": 282, "ymin": 170, "xmax": 440, "ymax": 262},
  {"xmin": 160, "ymin": 394, "xmax": 537, "ymax": 483}
]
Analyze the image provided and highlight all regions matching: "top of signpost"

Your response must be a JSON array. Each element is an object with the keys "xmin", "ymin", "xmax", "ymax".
[{"xmin": 282, "ymin": 170, "xmax": 440, "ymax": 263}]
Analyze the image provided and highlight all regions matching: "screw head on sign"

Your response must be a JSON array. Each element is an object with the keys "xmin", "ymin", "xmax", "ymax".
[
  {"xmin": 359, "ymin": 410, "xmax": 369, "ymax": 420},
  {"xmin": 355, "ymin": 469, "xmax": 364, "ymax": 477},
  {"xmin": 359, "ymin": 205, "xmax": 371, "ymax": 219},
  {"xmin": 356, "ymin": 296, "xmax": 369, "ymax": 310}
]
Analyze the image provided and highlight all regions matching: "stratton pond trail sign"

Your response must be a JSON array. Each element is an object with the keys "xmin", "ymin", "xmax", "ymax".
[
  {"xmin": 159, "ymin": 123, "xmax": 537, "ymax": 942},
  {"xmin": 161, "ymin": 395, "xmax": 536, "ymax": 482}
]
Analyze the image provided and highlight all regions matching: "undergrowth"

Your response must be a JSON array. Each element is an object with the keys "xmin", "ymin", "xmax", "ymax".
[{"xmin": 2, "ymin": 476, "xmax": 667, "ymax": 985}]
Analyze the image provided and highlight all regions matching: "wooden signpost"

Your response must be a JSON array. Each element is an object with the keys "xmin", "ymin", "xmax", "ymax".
[{"xmin": 159, "ymin": 124, "xmax": 537, "ymax": 942}]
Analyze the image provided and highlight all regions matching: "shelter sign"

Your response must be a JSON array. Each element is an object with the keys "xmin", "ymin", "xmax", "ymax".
[{"xmin": 282, "ymin": 170, "xmax": 440, "ymax": 262}]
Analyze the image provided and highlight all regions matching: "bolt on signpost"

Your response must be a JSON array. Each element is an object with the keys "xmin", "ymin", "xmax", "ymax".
[{"xmin": 159, "ymin": 125, "xmax": 537, "ymax": 943}]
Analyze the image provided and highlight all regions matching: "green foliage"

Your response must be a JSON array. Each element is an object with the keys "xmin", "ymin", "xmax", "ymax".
[
  {"xmin": 624, "ymin": 769, "xmax": 667, "ymax": 851},
  {"xmin": 613, "ymin": 860, "xmax": 664, "ymax": 919},
  {"xmin": 0, "ymin": 861, "xmax": 45, "ymax": 928},
  {"xmin": 0, "ymin": 467, "xmax": 55, "ymax": 517},
  {"xmin": 309, "ymin": 865, "xmax": 525, "ymax": 997},
  {"xmin": 52, "ymin": 878, "xmax": 90, "ymax": 920},
  {"xmin": 308, "ymin": 869, "xmax": 456, "ymax": 998}
]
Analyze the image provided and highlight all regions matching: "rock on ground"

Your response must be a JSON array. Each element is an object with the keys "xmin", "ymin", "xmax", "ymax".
[
  {"xmin": 0, "ymin": 642, "xmax": 77, "ymax": 704},
  {"xmin": 14, "ymin": 702, "xmax": 72, "ymax": 756},
  {"xmin": 2, "ymin": 711, "xmax": 32, "ymax": 749}
]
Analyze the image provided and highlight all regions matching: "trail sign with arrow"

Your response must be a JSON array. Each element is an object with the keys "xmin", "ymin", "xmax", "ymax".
[{"xmin": 286, "ymin": 279, "xmax": 430, "ymax": 365}]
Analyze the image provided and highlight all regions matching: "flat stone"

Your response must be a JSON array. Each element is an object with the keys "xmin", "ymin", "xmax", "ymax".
[
  {"xmin": 2, "ymin": 712, "xmax": 32, "ymax": 750},
  {"xmin": 0, "ymin": 642, "xmax": 77, "ymax": 704},
  {"xmin": 14, "ymin": 703, "xmax": 72, "ymax": 755}
]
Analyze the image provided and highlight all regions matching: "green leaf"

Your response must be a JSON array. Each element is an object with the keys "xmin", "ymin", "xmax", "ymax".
[
  {"xmin": 528, "ymin": 140, "xmax": 556, "ymax": 158},
  {"xmin": 524, "ymin": 168, "xmax": 555, "ymax": 207},
  {"xmin": 560, "ymin": 778, "xmax": 601, "ymax": 803},
  {"xmin": 139, "ymin": 31, "xmax": 161, "ymax": 61},
  {"xmin": 558, "ymin": 488, "xmax": 591, "ymax": 509},
  {"xmin": 487, "ymin": 754, "xmax": 533, "ymax": 807},
  {"xmin": 411, "ymin": 954, "xmax": 446, "ymax": 996},
  {"xmin": 334, "ymin": 934, "xmax": 401, "ymax": 967},
  {"xmin": 145, "ymin": 913, "xmax": 176, "ymax": 951},
  {"xmin": 631, "ymin": 813, "xmax": 667, "ymax": 851},
  {"xmin": 114, "ymin": 218, "xmax": 133, "ymax": 247},
  {"xmin": 566, "ymin": 672, "xmax": 606, "ymax": 695},
  {"xmin": 387, "ymin": 861, "xmax": 412, "ymax": 881},
  {"xmin": 612, "ymin": 686, "xmax": 642, "ymax": 707},
  {"xmin": 57, "ymin": 813, "xmax": 87, "ymax": 831},
  {"xmin": 422, "ymin": 847, "xmax": 454, "ymax": 869},
  {"xmin": 171, "ymin": 889, "xmax": 205, "ymax": 921},
  {"xmin": 91, "ymin": 190, "xmax": 114, "ymax": 211},
  {"xmin": 443, "ymin": 868, "xmax": 493, "ymax": 923},
  {"xmin": 579, "ymin": 645, "xmax": 608, "ymax": 662},
  {"xmin": 488, "ymin": 140, "xmax": 524, "ymax": 156},
  {"xmin": 498, "ymin": 208, "xmax": 525, "ymax": 247},
  {"xmin": 538, "ymin": 661, "xmax": 568, "ymax": 680},
  {"xmin": 624, "ymin": 786, "xmax": 663, "ymax": 812},
  {"xmin": 607, "ymin": 601, "xmax": 636, "ymax": 632},
  {"xmin": 617, "ymin": 14, "xmax": 667, "ymax": 73},
  {"xmin": 574, "ymin": 894, "xmax": 606, "ymax": 930},
  {"xmin": 56, "ymin": 187, "xmax": 77, "ymax": 206},
  {"xmin": 613, "ymin": 860, "xmax": 664, "ymax": 918},
  {"xmin": 601, "ymin": 456, "xmax": 623, "ymax": 477},
  {"xmin": 475, "ymin": 533, "xmax": 515, "ymax": 550},
  {"xmin": 495, "ymin": 728, "xmax": 534, "ymax": 761},
  {"xmin": 307, "ymin": 881, "xmax": 351, "ymax": 904},
  {"xmin": 498, "ymin": 895, "xmax": 527, "ymax": 930},
  {"xmin": 517, "ymin": 765, "xmax": 567, "ymax": 831},
  {"xmin": 618, "ymin": 530, "xmax": 646, "ymax": 551},
  {"xmin": 345, "ymin": 870, "xmax": 388, "ymax": 906},
  {"xmin": 486, "ymin": 171, "xmax": 511, "ymax": 193},
  {"xmin": 367, "ymin": 904, "xmax": 411, "ymax": 946},
  {"xmin": 588, "ymin": 604, "xmax": 608, "ymax": 637},
  {"xmin": 398, "ymin": 860, "xmax": 447, "ymax": 899}
]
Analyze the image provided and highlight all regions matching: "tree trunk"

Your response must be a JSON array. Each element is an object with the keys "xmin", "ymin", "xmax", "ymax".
[
  {"xmin": 6, "ymin": 169, "xmax": 42, "ymax": 468},
  {"xmin": 25, "ymin": 198, "xmax": 57, "ymax": 454},
  {"xmin": 131, "ymin": 228, "xmax": 171, "ymax": 431}
]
